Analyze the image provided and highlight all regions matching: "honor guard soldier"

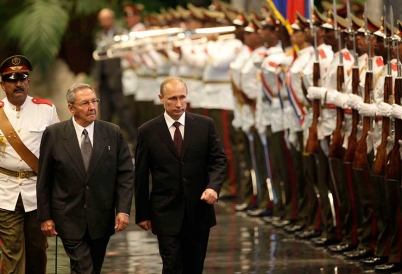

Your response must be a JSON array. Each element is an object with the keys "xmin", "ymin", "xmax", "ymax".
[
  {"xmin": 0, "ymin": 55, "xmax": 59, "ymax": 273},
  {"xmin": 200, "ymin": 8, "xmax": 243, "ymax": 200}
]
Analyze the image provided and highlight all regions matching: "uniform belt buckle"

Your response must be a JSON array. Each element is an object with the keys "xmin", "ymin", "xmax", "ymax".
[{"xmin": 18, "ymin": 170, "xmax": 27, "ymax": 179}]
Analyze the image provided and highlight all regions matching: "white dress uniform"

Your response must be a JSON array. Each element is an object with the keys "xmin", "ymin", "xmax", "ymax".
[
  {"xmin": 153, "ymin": 51, "xmax": 172, "ymax": 106},
  {"xmin": 302, "ymin": 43, "xmax": 334, "ymax": 143},
  {"xmin": 0, "ymin": 96, "xmax": 59, "ymax": 211},
  {"xmin": 285, "ymin": 46, "xmax": 314, "ymax": 148},
  {"xmin": 201, "ymin": 38, "xmax": 243, "ymax": 110},
  {"xmin": 258, "ymin": 44, "xmax": 284, "ymax": 134},
  {"xmin": 177, "ymin": 39, "xmax": 207, "ymax": 109},
  {"xmin": 240, "ymin": 45, "xmax": 267, "ymax": 133},
  {"xmin": 359, "ymin": 59, "xmax": 397, "ymax": 154},
  {"xmin": 312, "ymin": 49, "xmax": 354, "ymax": 141},
  {"xmin": 136, "ymin": 45, "xmax": 159, "ymax": 102},
  {"xmin": 121, "ymin": 23, "xmax": 146, "ymax": 97},
  {"xmin": 230, "ymin": 45, "xmax": 252, "ymax": 130}
]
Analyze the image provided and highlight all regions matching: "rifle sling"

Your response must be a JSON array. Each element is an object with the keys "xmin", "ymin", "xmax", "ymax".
[{"xmin": 0, "ymin": 106, "xmax": 38, "ymax": 174}]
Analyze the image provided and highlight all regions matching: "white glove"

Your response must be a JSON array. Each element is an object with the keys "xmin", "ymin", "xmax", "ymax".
[
  {"xmin": 391, "ymin": 104, "xmax": 402, "ymax": 120},
  {"xmin": 307, "ymin": 86, "xmax": 326, "ymax": 100},
  {"xmin": 347, "ymin": 94, "xmax": 363, "ymax": 109},
  {"xmin": 376, "ymin": 102, "xmax": 392, "ymax": 117},
  {"xmin": 358, "ymin": 103, "xmax": 378, "ymax": 117},
  {"xmin": 325, "ymin": 90, "xmax": 338, "ymax": 104},
  {"xmin": 333, "ymin": 92, "xmax": 349, "ymax": 108}
]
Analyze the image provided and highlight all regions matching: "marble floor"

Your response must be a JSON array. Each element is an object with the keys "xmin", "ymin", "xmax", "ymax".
[{"xmin": 41, "ymin": 200, "xmax": 397, "ymax": 273}]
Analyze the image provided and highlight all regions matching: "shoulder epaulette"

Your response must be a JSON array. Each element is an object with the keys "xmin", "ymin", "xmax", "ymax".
[
  {"xmin": 0, "ymin": 101, "xmax": 3, "ymax": 107},
  {"xmin": 32, "ymin": 98, "xmax": 52, "ymax": 107},
  {"xmin": 376, "ymin": 57, "xmax": 384, "ymax": 67}
]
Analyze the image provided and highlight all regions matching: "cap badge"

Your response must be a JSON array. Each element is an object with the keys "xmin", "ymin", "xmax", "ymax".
[{"xmin": 11, "ymin": 57, "xmax": 21, "ymax": 66}]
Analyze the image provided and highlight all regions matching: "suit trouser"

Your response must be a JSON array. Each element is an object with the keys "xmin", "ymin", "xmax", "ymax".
[
  {"xmin": 266, "ymin": 128, "xmax": 292, "ymax": 219},
  {"xmin": 289, "ymin": 131, "xmax": 304, "ymax": 222},
  {"xmin": 233, "ymin": 128, "xmax": 253, "ymax": 206},
  {"xmin": 352, "ymin": 152, "xmax": 381, "ymax": 252},
  {"xmin": 60, "ymin": 231, "xmax": 110, "ymax": 274},
  {"xmin": 300, "ymin": 154, "xmax": 321, "ymax": 231},
  {"xmin": 157, "ymin": 224, "xmax": 210, "ymax": 274},
  {"xmin": 0, "ymin": 194, "xmax": 47, "ymax": 274},
  {"xmin": 208, "ymin": 109, "xmax": 237, "ymax": 197},
  {"xmin": 387, "ymin": 178, "xmax": 402, "ymax": 263},
  {"xmin": 316, "ymin": 139, "xmax": 338, "ymax": 240}
]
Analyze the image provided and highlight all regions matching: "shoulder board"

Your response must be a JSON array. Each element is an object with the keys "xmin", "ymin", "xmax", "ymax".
[
  {"xmin": 375, "ymin": 57, "xmax": 384, "ymax": 67},
  {"xmin": 392, "ymin": 63, "xmax": 398, "ymax": 72},
  {"xmin": 268, "ymin": 61, "xmax": 279, "ymax": 68},
  {"xmin": 318, "ymin": 49, "xmax": 327, "ymax": 59},
  {"xmin": 0, "ymin": 101, "xmax": 3, "ymax": 108},
  {"xmin": 32, "ymin": 98, "xmax": 53, "ymax": 107},
  {"xmin": 343, "ymin": 51, "xmax": 351, "ymax": 62}
]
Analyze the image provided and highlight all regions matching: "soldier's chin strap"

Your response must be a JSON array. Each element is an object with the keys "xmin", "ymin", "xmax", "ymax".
[{"xmin": 0, "ymin": 103, "xmax": 38, "ymax": 173}]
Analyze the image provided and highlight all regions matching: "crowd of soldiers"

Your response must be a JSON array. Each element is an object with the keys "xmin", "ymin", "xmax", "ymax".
[{"xmin": 95, "ymin": 1, "xmax": 402, "ymax": 272}]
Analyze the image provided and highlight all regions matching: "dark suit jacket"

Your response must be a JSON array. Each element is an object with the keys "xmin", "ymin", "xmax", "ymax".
[
  {"xmin": 134, "ymin": 112, "xmax": 227, "ymax": 235},
  {"xmin": 37, "ymin": 119, "xmax": 134, "ymax": 240}
]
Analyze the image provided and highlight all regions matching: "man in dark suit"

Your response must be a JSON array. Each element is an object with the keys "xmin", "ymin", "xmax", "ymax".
[
  {"xmin": 134, "ymin": 77, "xmax": 227, "ymax": 274},
  {"xmin": 92, "ymin": 8, "xmax": 137, "ymax": 148},
  {"xmin": 37, "ymin": 83, "xmax": 134, "ymax": 274}
]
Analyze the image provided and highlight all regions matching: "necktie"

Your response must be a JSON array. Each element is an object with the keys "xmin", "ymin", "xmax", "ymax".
[
  {"xmin": 173, "ymin": 122, "xmax": 183, "ymax": 156},
  {"xmin": 81, "ymin": 129, "xmax": 92, "ymax": 171}
]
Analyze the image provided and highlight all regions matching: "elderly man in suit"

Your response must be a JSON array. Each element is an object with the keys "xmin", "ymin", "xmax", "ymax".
[
  {"xmin": 134, "ymin": 77, "xmax": 227, "ymax": 274},
  {"xmin": 36, "ymin": 83, "xmax": 134, "ymax": 274}
]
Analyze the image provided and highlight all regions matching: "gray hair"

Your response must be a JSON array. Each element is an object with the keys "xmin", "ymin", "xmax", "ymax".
[
  {"xmin": 66, "ymin": 83, "xmax": 95, "ymax": 104},
  {"xmin": 160, "ymin": 77, "xmax": 188, "ymax": 95}
]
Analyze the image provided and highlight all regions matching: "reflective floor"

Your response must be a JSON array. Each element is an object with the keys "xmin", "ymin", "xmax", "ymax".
[{"xmin": 44, "ymin": 201, "xmax": 395, "ymax": 274}]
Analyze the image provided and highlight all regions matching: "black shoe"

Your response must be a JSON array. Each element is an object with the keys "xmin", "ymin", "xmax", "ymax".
[
  {"xmin": 262, "ymin": 215, "xmax": 280, "ymax": 224},
  {"xmin": 344, "ymin": 248, "xmax": 373, "ymax": 260},
  {"xmin": 271, "ymin": 219, "xmax": 292, "ymax": 228},
  {"xmin": 284, "ymin": 224, "xmax": 305, "ymax": 233},
  {"xmin": 247, "ymin": 208, "xmax": 265, "ymax": 217},
  {"xmin": 375, "ymin": 262, "xmax": 402, "ymax": 273},
  {"xmin": 295, "ymin": 229, "xmax": 321, "ymax": 239},
  {"xmin": 235, "ymin": 203, "xmax": 249, "ymax": 211},
  {"xmin": 328, "ymin": 243, "xmax": 357, "ymax": 253},
  {"xmin": 312, "ymin": 237, "xmax": 340, "ymax": 247},
  {"xmin": 361, "ymin": 256, "xmax": 388, "ymax": 267}
]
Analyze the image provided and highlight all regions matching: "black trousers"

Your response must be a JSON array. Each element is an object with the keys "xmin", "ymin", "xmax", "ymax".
[
  {"xmin": 157, "ymin": 221, "xmax": 210, "ymax": 274},
  {"xmin": 61, "ymin": 231, "xmax": 110, "ymax": 274}
]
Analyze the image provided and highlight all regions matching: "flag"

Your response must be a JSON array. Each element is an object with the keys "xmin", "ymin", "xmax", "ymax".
[{"xmin": 270, "ymin": 0, "xmax": 311, "ymax": 24}]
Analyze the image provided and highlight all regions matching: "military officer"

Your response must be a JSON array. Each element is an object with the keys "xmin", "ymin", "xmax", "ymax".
[{"xmin": 0, "ymin": 55, "xmax": 59, "ymax": 273}]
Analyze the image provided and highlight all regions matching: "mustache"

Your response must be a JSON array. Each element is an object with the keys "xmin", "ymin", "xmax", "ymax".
[{"xmin": 14, "ymin": 86, "xmax": 24, "ymax": 92}]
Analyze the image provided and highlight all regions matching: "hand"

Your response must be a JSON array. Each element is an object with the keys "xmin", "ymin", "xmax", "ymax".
[
  {"xmin": 377, "ymin": 102, "xmax": 392, "ymax": 117},
  {"xmin": 358, "ymin": 102, "xmax": 377, "ymax": 117},
  {"xmin": 307, "ymin": 86, "xmax": 326, "ymax": 100},
  {"xmin": 115, "ymin": 213, "xmax": 130, "ymax": 232},
  {"xmin": 347, "ymin": 94, "xmax": 363, "ymax": 109},
  {"xmin": 200, "ymin": 188, "xmax": 218, "ymax": 205},
  {"xmin": 137, "ymin": 220, "xmax": 152, "ymax": 231},
  {"xmin": 41, "ymin": 219, "xmax": 58, "ymax": 237},
  {"xmin": 392, "ymin": 103, "xmax": 402, "ymax": 119}
]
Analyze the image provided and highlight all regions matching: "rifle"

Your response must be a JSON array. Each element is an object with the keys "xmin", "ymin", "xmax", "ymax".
[
  {"xmin": 372, "ymin": 9, "xmax": 392, "ymax": 176},
  {"xmin": 353, "ymin": 6, "xmax": 373, "ymax": 170},
  {"xmin": 385, "ymin": 16, "xmax": 401, "ymax": 181},
  {"xmin": 344, "ymin": 4, "xmax": 360, "ymax": 163},
  {"xmin": 328, "ymin": 8, "xmax": 345, "ymax": 159},
  {"xmin": 306, "ymin": 2, "xmax": 320, "ymax": 154}
]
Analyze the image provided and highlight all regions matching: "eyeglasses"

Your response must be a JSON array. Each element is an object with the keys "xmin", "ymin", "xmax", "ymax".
[{"xmin": 74, "ymin": 99, "xmax": 100, "ymax": 108}]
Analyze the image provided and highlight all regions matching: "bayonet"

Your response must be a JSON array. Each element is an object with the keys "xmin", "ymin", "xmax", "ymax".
[{"xmin": 333, "ymin": 0, "xmax": 343, "ymax": 64}]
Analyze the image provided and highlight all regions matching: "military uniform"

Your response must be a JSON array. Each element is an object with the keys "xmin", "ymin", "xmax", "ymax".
[{"xmin": 0, "ymin": 55, "xmax": 59, "ymax": 274}]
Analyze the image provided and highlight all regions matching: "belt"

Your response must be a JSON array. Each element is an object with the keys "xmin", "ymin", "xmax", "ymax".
[
  {"xmin": 0, "ymin": 167, "xmax": 37, "ymax": 179},
  {"xmin": 203, "ymin": 80, "xmax": 231, "ymax": 84}
]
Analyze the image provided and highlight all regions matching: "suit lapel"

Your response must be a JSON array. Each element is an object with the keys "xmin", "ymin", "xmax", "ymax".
[
  {"xmin": 63, "ymin": 119, "xmax": 86, "ymax": 179},
  {"xmin": 182, "ymin": 112, "xmax": 195, "ymax": 158},
  {"xmin": 155, "ymin": 114, "xmax": 181, "ymax": 159},
  {"xmin": 86, "ymin": 120, "xmax": 106, "ymax": 180}
]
